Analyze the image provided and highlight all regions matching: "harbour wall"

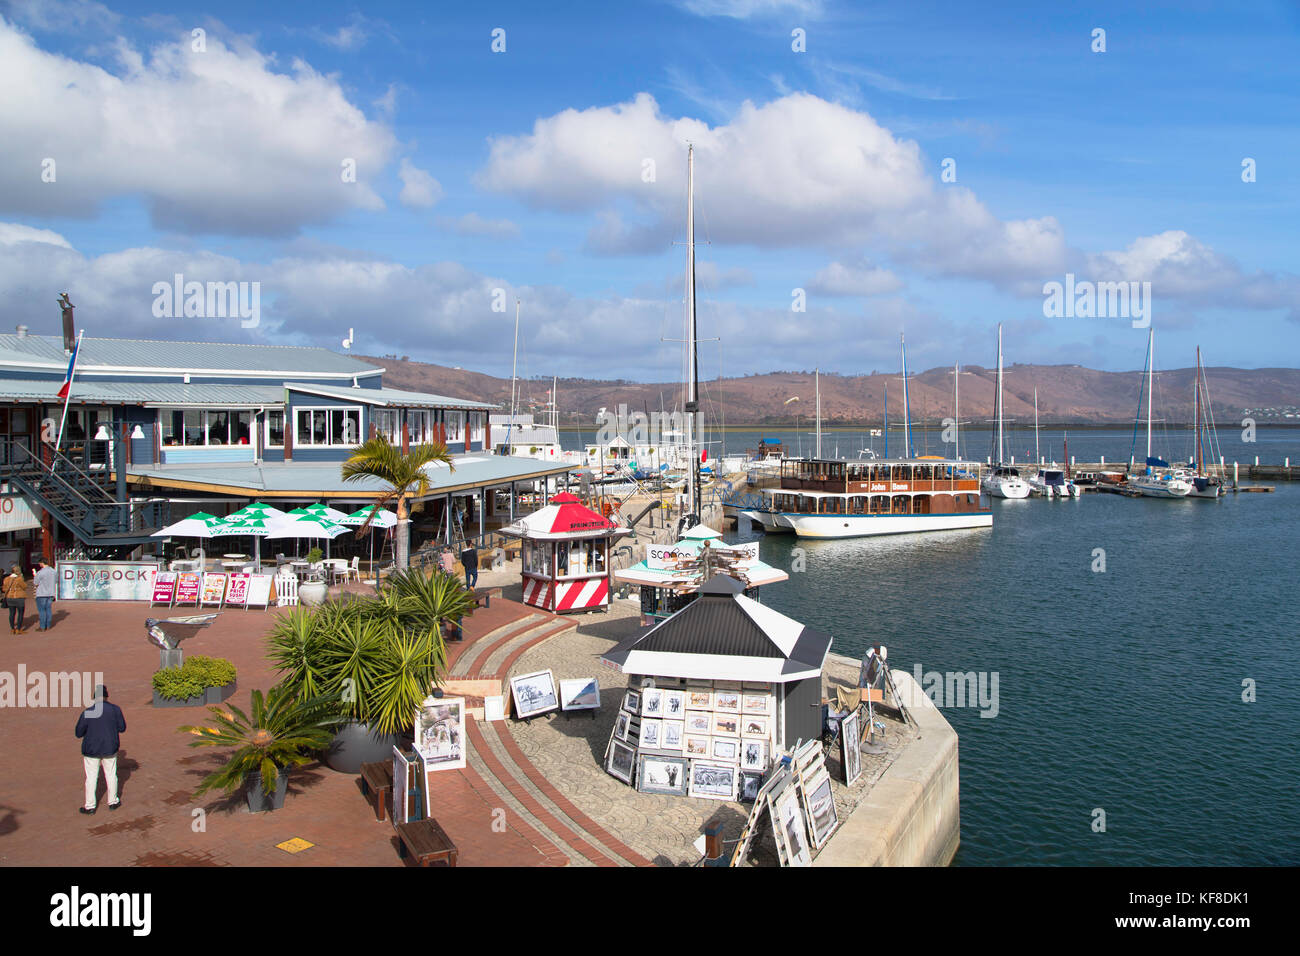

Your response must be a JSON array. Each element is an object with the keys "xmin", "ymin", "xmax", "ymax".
[{"xmin": 814, "ymin": 653, "xmax": 961, "ymax": 867}]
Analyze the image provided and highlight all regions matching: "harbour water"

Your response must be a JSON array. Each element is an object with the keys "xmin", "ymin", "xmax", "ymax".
[{"xmin": 569, "ymin": 425, "xmax": 1300, "ymax": 865}]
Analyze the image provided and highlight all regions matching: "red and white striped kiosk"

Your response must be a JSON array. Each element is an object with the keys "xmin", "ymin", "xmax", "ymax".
[{"xmin": 501, "ymin": 492, "xmax": 631, "ymax": 614}]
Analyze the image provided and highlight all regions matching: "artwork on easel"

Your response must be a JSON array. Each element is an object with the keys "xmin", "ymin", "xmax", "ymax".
[
  {"xmin": 731, "ymin": 762, "xmax": 788, "ymax": 867},
  {"xmin": 772, "ymin": 784, "xmax": 812, "ymax": 866},
  {"xmin": 391, "ymin": 746, "xmax": 415, "ymax": 825},
  {"xmin": 841, "ymin": 708, "xmax": 862, "ymax": 785}
]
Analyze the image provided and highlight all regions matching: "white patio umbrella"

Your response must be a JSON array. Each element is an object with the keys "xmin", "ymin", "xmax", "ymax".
[
  {"xmin": 266, "ymin": 514, "xmax": 349, "ymax": 566},
  {"xmin": 302, "ymin": 502, "xmax": 351, "ymax": 523},
  {"xmin": 150, "ymin": 511, "xmax": 229, "ymax": 564},
  {"xmin": 217, "ymin": 503, "xmax": 290, "ymax": 572},
  {"xmin": 338, "ymin": 506, "xmax": 398, "ymax": 583}
]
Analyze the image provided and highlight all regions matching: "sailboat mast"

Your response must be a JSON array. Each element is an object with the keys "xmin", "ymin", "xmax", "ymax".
[
  {"xmin": 1195, "ymin": 346, "xmax": 1203, "ymax": 476},
  {"xmin": 815, "ymin": 368, "xmax": 822, "ymax": 459},
  {"xmin": 884, "ymin": 379, "xmax": 888, "ymax": 459},
  {"xmin": 685, "ymin": 144, "xmax": 700, "ymax": 520},
  {"xmin": 996, "ymin": 323, "xmax": 1005, "ymax": 466},
  {"xmin": 1034, "ymin": 388, "xmax": 1040, "ymax": 465},
  {"xmin": 900, "ymin": 333, "xmax": 911, "ymax": 458},
  {"xmin": 1146, "ymin": 328, "xmax": 1154, "ymax": 462},
  {"xmin": 505, "ymin": 298, "xmax": 520, "ymax": 453},
  {"xmin": 953, "ymin": 361, "xmax": 960, "ymax": 460}
]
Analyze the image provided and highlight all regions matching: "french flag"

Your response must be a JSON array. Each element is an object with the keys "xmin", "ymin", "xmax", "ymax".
[{"xmin": 57, "ymin": 338, "xmax": 79, "ymax": 399}]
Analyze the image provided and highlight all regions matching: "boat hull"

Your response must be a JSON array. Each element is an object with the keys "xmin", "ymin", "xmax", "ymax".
[
  {"xmin": 982, "ymin": 476, "xmax": 1030, "ymax": 499},
  {"xmin": 1129, "ymin": 477, "xmax": 1191, "ymax": 498},
  {"xmin": 775, "ymin": 511, "xmax": 993, "ymax": 539},
  {"xmin": 740, "ymin": 509, "xmax": 795, "ymax": 534}
]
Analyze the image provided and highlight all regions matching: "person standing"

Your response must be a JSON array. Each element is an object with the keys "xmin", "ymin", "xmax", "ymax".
[
  {"xmin": 75, "ymin": 685, "xmax": 126, "ymax": 814},
  {"xmin": 33, "ymin": 559, "xmax": 56, "ymax": 632},
  {"xmin": 461, "ymin": 542, "xmax": 478, "ymax": 589},
  {"xmin": 3, "ymin": 563, "xmax": 27, "ymax": 634}
]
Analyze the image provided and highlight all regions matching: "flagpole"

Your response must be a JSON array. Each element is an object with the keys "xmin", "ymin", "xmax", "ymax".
[{"xmin": 53, "ymin": 329, "xmax": 84, "ymax": 471}]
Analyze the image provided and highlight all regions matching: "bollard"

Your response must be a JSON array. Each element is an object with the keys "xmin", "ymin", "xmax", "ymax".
[
  {"xmin": 1100, "ymin": 455, "xmax": 1105, "ymax": 466},
  {"xmin": 704, "ymin": 819, "xmax": 724, "ymax": 862}
]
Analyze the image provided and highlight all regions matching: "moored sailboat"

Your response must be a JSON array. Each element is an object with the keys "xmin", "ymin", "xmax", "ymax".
[
  {"xmin": 1128, "ymin": 329, "xmax": 1191, "ymax": 499},
  {"xmin": 981, "ymin": 324, "xmax": 1030, "ymax": 499}
]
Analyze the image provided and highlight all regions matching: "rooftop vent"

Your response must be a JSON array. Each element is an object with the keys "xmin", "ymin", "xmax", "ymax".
[{"xmin": 15, "ymin": 324, "xmax": 28, "ymax": 337}]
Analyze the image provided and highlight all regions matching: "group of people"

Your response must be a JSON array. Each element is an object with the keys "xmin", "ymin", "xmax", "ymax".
[{"xmin": 2, "ymin": 558, "xmax": 56, "ymax": 633}]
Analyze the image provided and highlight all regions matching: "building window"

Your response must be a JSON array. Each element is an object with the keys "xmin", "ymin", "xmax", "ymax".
[
  {"xmin": 161, "ymin": 409, "xmax": 254, "ymax": 447},
  {"xmin": 374, "ymin": 409, "xmax": 401, "ymax": 444},
  {"xmin": 469, "ymin": 411, "xmax": 484, "ymax": 446},
  {"xmin": 265, "ymin": 411, "xmax": 285, "ymax": 447},
  {"xmin": 408, "ymin": 409, "xmax": 432, "ymax": 445},
  {"xmin": 295, "ymin": 406, "xmax": 362, "ymax": 447},
  {"xmin": 445, "ymin": 410, "xmax": 463, "ymax": 443}
]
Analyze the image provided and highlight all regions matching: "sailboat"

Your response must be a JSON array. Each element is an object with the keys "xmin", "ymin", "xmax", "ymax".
[
  {"xmin": 981, "ymin": 324, "xmax": 1030, "ymax": 499},
  {"xmin": 1127, "ymin": 329, "xmax": 1191, "ymax": 498},
  {"xmin": 1025, "ymin": 388, "xmax": 1080, "ymax": 498},
  {"xmin": 1178, "ymin": 347, "xmax": 1224, "ymax": 498}
]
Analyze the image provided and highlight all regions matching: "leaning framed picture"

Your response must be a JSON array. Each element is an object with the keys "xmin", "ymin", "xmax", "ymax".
[
  {"xmin": 559, "ymin": 677, "xmax": 601, "ymax": 712},
  {"xmin": 711, "ymin": 737, "xmax": 740, "ymax": 763},
  {"xmin": 661, "ymin": 720, "xmax": 685, "ymax": 752},
  {"xmin": 737, "ymin": 769, "xmax": 764, "ymax": 803},
  {"xmin": 687, "ymin": 688, "xmax": 713, "ymax": 709},
  {"xmin": 711, "ymin": 713, "xmax": 740, "ymax": 737},
  {"xmin": 637, "ymin": 754, "xmax": 689, "ymax": 796},
  {"xmin": 614, "ymin": 710, "xmax": 632, "ymax": 741},
  {"xmin": 840, "ymin": 708, "xmax": 862, "ymax": 785},
  {"xmin": 623, "ymin": 690, "xmax": 641, "ymax": 714},
  {"xmin": 713, "ymin": 690, "xmax": 741, "ymax": 712},
  {"xmin": 689, "ymin": 762, "xmax": 738, "ymax": 801},
  {"xmin": 510, "ymin": 669, "xmax": 559, "ymax": 719},
  {"xmin": 741, "ymin": 693, "xmax": 771, "ymax": 716},
  {"xmin": 772, "ymin": 786, "xmax": 812, "ymax": 866},
  {"xmin": 607, "ymin": 740, "xmax": 637, "ymax": 784},
  {"xmin": 414, "ymin": 695, "xmax": 466, "ymax": 772},
  {"xmin": 639, "ymin": 718, "xmax": 663, "ymax": 750},
  {"xmin": 740, "ymin": 739, "xmax": 768, "ymax": 771},
  {"xmin": 802, "ymin": 769, "xmax": 839, "ymax": 849}
]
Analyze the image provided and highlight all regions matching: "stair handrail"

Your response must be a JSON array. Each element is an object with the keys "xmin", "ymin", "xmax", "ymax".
[{"xmin": 4, "ymin": 439, "xmax": 118, "ymax": 506}]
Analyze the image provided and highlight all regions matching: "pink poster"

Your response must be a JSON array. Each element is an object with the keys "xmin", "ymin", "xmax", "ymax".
[
  {"xmin": 151, "ymin": 571, "xmax": 177, "ymax": 606},
  {"xmin": 224, "ymin": 573, "xmax": 249, "ymax": 607},
  {"xmin": 175, "ymin": 572, "xmax": 202, "ymax": 605}
]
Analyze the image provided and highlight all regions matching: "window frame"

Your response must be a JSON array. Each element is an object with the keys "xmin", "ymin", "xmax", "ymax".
[{"xmin": 293, "ymin": 405, "xmax": 364, "ymax": 448}]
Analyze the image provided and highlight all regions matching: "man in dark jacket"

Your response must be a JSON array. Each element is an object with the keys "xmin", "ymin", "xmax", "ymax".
[
  {"xmin": 75, "ymin": 685, "xmax": 126, "ymax": 814},
  {"xmin": 460, "ymin": 543, "xmax": 478, "ymax": 589}
]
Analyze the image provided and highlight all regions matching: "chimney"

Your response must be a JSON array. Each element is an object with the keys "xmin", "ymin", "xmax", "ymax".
[{"xmin": 15, "ymin": 325, "xmax": 28, "ymax": 338}]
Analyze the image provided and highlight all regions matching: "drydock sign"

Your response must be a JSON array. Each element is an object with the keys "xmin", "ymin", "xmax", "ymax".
[{"xmin": 57, "ymin": 561, "xmax": 160, "ymax": 601}]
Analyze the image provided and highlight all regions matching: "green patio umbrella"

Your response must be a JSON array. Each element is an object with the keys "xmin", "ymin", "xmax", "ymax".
[
  {"xmin": 210, "ymin": 504, "xmax": 287, "ymax": 573},
  {"xmin": 338, "ymin": 506, "xmax": 398, "ymax": 584},
  {"xmin": 150, "ymin": 511, "xmax": 229, "ymax": 564}
]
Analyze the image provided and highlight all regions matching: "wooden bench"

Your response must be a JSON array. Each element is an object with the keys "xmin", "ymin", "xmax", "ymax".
[
  {"xmin": 395, "ymin": 818, "xmax": 459, "ymax": 867},
  {"xmin": 359, "ymin": 761, "xmax": 394, "ymax": 822}
]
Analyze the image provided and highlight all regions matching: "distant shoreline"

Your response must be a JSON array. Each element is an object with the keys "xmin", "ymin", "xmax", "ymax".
[{"xmin": 555, "ymin": 422, "xmax": 1300, "ymax": 432}]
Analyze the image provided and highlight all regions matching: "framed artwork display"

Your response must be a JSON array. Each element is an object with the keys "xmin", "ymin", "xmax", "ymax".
[
  {"xmin": 637, "ymin": 754, "xmax": 689, "ymax": 796},
  {"xmin": 614, "ymin": 711, "xmax": 632, "ymax": 741},
  {"xmin": 623, "ymin": 690, "xmax": 641, "ymax": 715},
  {"xmin": 510, "ymin": 670, "xmax": 559, "ymax": 719},
  {"xmin": 773, "ymin": 786, "xmax": 812, "ymax": 866},
  {"xmin": 639, "ymin": 718, "xmax": 663, "ymax": 749},
  {"xmin": 802, "ymin": 770, "xmax": 839, "ymax": 849},
  {"xmin": 841, "ymin": 708, "xmax": 862, "ymax": 785},
  {"xmin": 607, "ymin": 740, "xmax": 637, "ymax": 784},
  {"xmin": 414, "ymin": 696, "xmax": 466, "ymax": 772},
  {"xmin": 641, "ymin": 688, "xmax": 664, "ymax": 717},
  {"xmin": 689, "ymin": 762, "xmax": 738, "ymax": 801},
  {"xmin": 737, "ymin": 770, "xmax": 764, "ymax": 803},
  {"xmin": 483, "ymin": 695, "xmax": 506, "ymax": 722},
  {"xmin": 684, "ymin": 734, "xmax": 710, "ymax": 757},
  {"xmin": 686, "ymin": 712, "xmax": 712, "ymax": 734},
  {"xmin": 741, "ymin": 694, "xmax": 771, "ymax": 716},
  {"xmin": 711, "ymin": 737, "xmax": 740, "ymax": 763},
  {"xmin": 741, "ymin": 739, "xmax": 768, "ymax": 771},
  {"xmin": 741, "ymin": 716, "xmax": 769, "ymax": 739},
  {"xmin": 559, "ymin": 678, "xmax": 600, "ymax": 712},
  {"xmin": 713, "ymin": 691, "xmax": 740, "ymax": 712},
  {"xmin": 662, "ymin": 690, "xmax": 687, "ymax": 718},
  {"xmin": 661, "ymin": 720, "xmax": 685, "ymax": 752},
  {"xmin": 711, "ymin": 713, "xmax": 740, "ymax": 737},
  {"xmin": 687, "ymin": 689, "xmax": 713, "ymax": 709}
]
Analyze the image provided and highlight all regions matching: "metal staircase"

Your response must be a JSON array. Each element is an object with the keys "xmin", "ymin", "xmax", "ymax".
[{"xmin": 2, "ymin": 441, "xmax": 163, "ymax": 557}]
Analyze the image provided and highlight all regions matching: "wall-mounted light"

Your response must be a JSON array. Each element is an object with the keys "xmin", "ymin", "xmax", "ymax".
[
  {"xmin": 130, "ymin": 425, "xmax": 145, "ymax": 439},
  {"xmin": 92, "ymin": 424, "xmax": 111, "ymax": 440}
]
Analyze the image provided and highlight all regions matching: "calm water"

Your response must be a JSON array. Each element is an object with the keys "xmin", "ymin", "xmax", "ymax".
[{"xmin": 718, "ymin": 442, "xmax": 1300, "ymax": 865}]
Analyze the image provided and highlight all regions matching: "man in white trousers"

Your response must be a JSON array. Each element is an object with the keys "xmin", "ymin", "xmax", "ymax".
[{"xmin": 75, "ymin": 685, "xmax": 127, "ymax": 814}]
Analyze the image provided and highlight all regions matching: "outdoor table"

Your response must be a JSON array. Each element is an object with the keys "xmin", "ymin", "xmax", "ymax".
[
  {"xmin": 222, "ymin": 553, "xmax": 248, "ymax": 560},
  {"xmin": 221, "ymin": 560, "xmax": 243, "ymax": 571}
]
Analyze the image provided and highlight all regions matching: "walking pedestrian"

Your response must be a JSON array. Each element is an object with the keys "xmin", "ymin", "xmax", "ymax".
[
  {"xmin": 461, "ymin": 541, "xmax": 478, "ymax": 589},
  {"xmin": 34, "ymin": 559, "xmax": 56, "ymax": 631},
  {"xmin": 75, "ymin": 685, "xmax": 126, "ymax": 814},
  {"xmin": 3, "ymin": 563, "xmax": 27, "ymax": 634}
]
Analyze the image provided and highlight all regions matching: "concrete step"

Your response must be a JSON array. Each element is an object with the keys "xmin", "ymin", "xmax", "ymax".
[
  {"xmin": 476, "ymin": 618, "xmax": 576, "ymax": 679},
  {"xmin": 449, "ymin": 612, "xmax": 545, "ymax": 677}
]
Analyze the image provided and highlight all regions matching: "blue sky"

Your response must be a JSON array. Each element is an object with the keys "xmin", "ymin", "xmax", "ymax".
[{"xmin": 1, "ymin": 0, "xmax": 1298, "ymax": 382}]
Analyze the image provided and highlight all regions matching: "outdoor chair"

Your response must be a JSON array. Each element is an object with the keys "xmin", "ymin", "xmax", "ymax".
[{"xmin": 347, "ymin": 556, "xmax": 361, "ymax": 582}]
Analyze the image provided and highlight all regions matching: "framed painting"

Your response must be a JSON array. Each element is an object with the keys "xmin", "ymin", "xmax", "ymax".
[
  {"xmin": 737, "ymin": 770, "xmax": 765, "ymax": 804},
  {"xmin": 662, "ymin": 690, "xmax": 687, "ymax": 718},
  {"xmin": 661, "ymin": 720, "xmax": 685, "ymax": 752},
  {"xmin": 772, "ymin": 786, "xmax": 812, "ymax": 866},
  {"xmin": 841, "ymin": 708, "xmax": 862, "ymax": 785},
  {"xmin": 741, "ymin": 716, "xmax": 769, "ymax": 739},
  {"xmin": 639, "ymin": 718, "xmax": 663, "ymax": 749},
  {"xmin": 483, "ymin": 695, "xmax": 506, "ymax": 722},
  {"xmin": 711, "ymin": 713, "xmax": 740, "ymax": 737},
  {"xmin": 607, "ymin": 740, "xmax": 637, "ymax": 784},
  {"xmin": 684, "ymin": 734, "xmax": 710, "ymax": 757},
  {"xmin": 741, "ymin": 739, "xmax": 768, "ymax": 771},
  {"xmin": 687, "ymin": 688, "xmax": 713, "ymax": 709},
  {"xmin": 413, "ymin": 696, "xmax": 466, "ymax": 772},
  {"xmin": 614, "ymin": 710, "xmax": 632, "ymax": 741},
  {"xmin": 636, "ymin": 754, "xmax": 689, "ymax": 797},
  {"xmin": 802, "ymin": 770, "xmax": 839, "ymax": 849},
  {"xmin": 640, "ymin": 688, "xmax": 664, "ymax": 717},
  {"xmin": 686, "ymin": 711, "xmax": 712, "ymax": 734},
  {"xmin": 711, "ymin": 737, "xmax": 740, "ymax": 763},
  {"xmin": 510, "ymin": 670, "xmax": 559, "ymax": 719},
  {"xmin": 713, "ymin": 690, "xmax": 741, "ymax": 712},
  {"xmin": 689, "ymin": 762, "xmax": 738, "ymax": 801},
  {"xmin": 623, "ymin": 690, "xmax": 641, "ymax": 715},
  {"xmin": 741, "ymin": 693, "xmax": 771, "ymax": 716},
  {"xmin": 559, "ymin": 677, "xmax": 601, "ymax": 712}
]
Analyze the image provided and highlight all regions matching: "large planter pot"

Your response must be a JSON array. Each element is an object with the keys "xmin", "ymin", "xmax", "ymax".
[
  {"xmin": 204, "ymin": 680, "xmax": 237, "ymax": 705},
  {"xmin": 152, "ymin": 680, "xmax": 237, "ymax": 709},
  {"xmin": 323, "ymin": 721, "xmax": 402, "ymax": 774},
  {"xmin": 298, "ymin": 580, "xmax": 328, "ymax": 606},
  {"xmin": 246, "ymin": 767, "xmax": 291, "ymax": 813}
]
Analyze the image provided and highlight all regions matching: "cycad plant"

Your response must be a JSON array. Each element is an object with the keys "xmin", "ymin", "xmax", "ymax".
[
  {"xmin": 178, "ymin": 687, "xmax": 342, "ymax": 799},
  {"xmin": 266, "ymin": 569, "xmax": 476, "ymax": 736}
]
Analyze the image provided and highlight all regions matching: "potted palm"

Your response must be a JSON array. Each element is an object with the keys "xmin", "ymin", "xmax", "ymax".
[
  {"xmin": 178, "ymin": 687, "xmax": 341, "ymax": 812},
  {"xmin": 298, "ymin": 547, "xmax": 328, "ymax": 606},
  {"xmin": 265, "ymin": 569, "xmax": 478, "ymax": 773}
]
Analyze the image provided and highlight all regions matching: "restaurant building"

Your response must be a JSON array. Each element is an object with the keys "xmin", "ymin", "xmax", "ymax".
[{"xmin": 0, "ymin": 327, "xmax": 573, "ymax": 567}]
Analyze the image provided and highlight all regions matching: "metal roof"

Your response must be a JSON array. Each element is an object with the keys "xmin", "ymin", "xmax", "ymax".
[
  {"xmin": 284, "ymin": 381, "xmax": 494, "ymax": 410},
  {"xmin": 0, "ymin": 334, "xmax": 382, "ymax": 379},
  {"xmin": 125, "ymin": 455, "xmax": 573, "ymax": 498},
  {"xmin": 0, "ymin": 378, "xmax": 284, "ymax": 406}
]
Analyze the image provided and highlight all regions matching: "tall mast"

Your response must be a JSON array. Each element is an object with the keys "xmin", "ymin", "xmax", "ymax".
[
  {"xmin": 996, "ymin": 323, "xmax": 1005, "ymax": 466},
  {"xmin": 953, "ymin": 361, "xmax": 960, "ymax": 460},
  {"xmin": 685, "ymin": 144, "xmax": 700, "ymax": 520},
  {"xmin": 1195, "ymin": 346, "xmax": 1203, "ymax": 476},
  {"xmin": 815, "ymin": 368, "xmax": 822, "ymax": 459},
  {"xmin": 884, "ymin": 378, "xmax": 888, "ymax": 459},
  {"xmin": 1146, "ymin": 328, "xmax": 1154, "ymax": 462},
  {"xmin": 1033, "ymin": 388, "xmax": 1040, "ymax": 465},
  {"xmin": 505, "ymin": 298, "xmax": 520, "ymax": 453},
  {"xmin": 900, "ymin": 333, "xmax": 911, "ymax": 458}
]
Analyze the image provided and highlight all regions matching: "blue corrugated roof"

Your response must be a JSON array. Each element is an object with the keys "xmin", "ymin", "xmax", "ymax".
[
  {"xmin": 0, "ymin": 378, "xmax": 283, "ymax": 405},
  {"xmin": 285, "ymin": 382, "xmax": 495, "ymax": 410}
]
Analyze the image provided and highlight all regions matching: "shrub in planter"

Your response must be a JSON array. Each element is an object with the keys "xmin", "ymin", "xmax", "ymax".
[
  {"xmin": 266, "ymin": 569, "xmax": 478, "ymax": 769},
  {"xmin": 152, "ymin": 656, "xmax": 238, "ymax": 707},
  {"xmin": 178, "ymin": 687, "xmax": 341, "ymax": 812}
]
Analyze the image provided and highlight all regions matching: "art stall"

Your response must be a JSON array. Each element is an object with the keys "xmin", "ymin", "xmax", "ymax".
[
  {"xmin": 614, "ymin": 524, "xmax": 789, "ymax": 624},
  {"xmin": 598, "ymin": 576, "xmax": 831, "ymax": 807},
  {"xmin": 500, "ymin": 492, "xmax": 630, "ymax": 614}
]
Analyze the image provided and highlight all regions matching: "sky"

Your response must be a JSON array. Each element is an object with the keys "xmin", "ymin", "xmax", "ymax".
[{"xmin": 1, "ymin": 0, "xmax": 1299, "ymax": 384}]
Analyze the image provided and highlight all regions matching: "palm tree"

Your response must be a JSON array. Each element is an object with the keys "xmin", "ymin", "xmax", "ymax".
[{"xmin": 341, "ymin": 434, "xmax": 453, "ymax": 570}]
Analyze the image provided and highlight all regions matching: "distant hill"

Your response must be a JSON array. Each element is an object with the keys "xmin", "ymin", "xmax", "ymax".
[{"xmin": 358, "ymin": 355, "xmax": 1300, "ymax": 426}]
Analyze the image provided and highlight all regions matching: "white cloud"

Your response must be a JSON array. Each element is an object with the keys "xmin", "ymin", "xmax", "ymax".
[
  {"xmin": 478, "ymin": 92, "xmax": 1065, "ymax": 282},
  {"xmin": 0, "ymin": 20, "xmax": 395, "ymax": 235},
  {"xmin": 439, "ymin": 212, "xmax": 520, "ymax": 239},
  {"xmin": 398, "ymin": 159, "xmax": 442, "ymax": 209},
  {"xmin": 808, "ymin": 257, "xmax": 902, "ymax": 297},
  {"xmin": 673, "ymin": 0, "xmax": 825, "ymax": 19},
  {"xmin": 0, "ymin": 222, "xmax": 73, "ymax": 248}
]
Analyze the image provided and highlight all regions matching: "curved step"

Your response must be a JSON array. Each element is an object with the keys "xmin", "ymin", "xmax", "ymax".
[
  {"xmin": 453, "ymin": 760, "xmax": 569, "ymax": 867},
  {"xmin": 466, "ymin": 717, "xmax": 617, "ymax": 867},
  {"xmin": 450, "ymin": 612, "xmax": 545, "ymax": 677},
  {"xmin": 473, "ymin": 618, "xmax": 574, "ymax": 679},
  {"xmin": 487, "ymin": 618, "xmax": 577, "ymax": 682}
]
